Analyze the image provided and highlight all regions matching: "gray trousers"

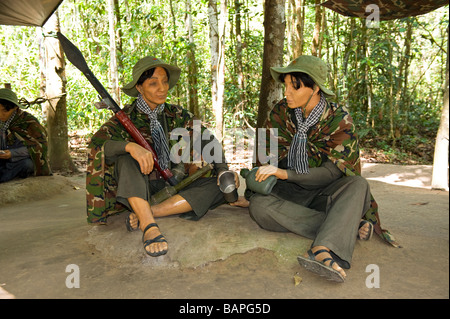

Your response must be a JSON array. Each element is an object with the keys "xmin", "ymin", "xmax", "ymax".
[
  {"xmin": 114, "ymin": 154, "xmax": 226, "ymax": 220},
  {"xmin": 0, "ymin": 158, "xmax": 34, "ymax": 183},
  {"xmin": 248, "ymin": 175, "xmax": 372, "ymax": 267}
]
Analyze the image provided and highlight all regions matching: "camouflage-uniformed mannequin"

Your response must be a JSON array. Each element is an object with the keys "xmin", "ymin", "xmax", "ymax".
[
  {"xmin": 0, "ymin": 89, "xmax": 51, "ymax": 183},
  {"xmin": 86, "ymin": 56, "xmax": 232, "ymax": 257},
  {"xmin": 234, "ymin": 56, "xmax": 396, "ymax": 282}
]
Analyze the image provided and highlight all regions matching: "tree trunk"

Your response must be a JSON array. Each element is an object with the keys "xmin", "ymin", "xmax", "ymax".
[
  {"xmin": 217, "ymin": 0, "xmax": 227, "ymax": 139},
  {"xmin": 342, "ymin": 18, "xmax": 356, "ymax": 108},
  {"xmin": 169, "ymin": 0, "xmax": 180, "ymax": 104},
  {"xmin": 331, "ymin": 12, "xmax": 338, "ymax": 97},
  {"xmin": 108, "ymin": 0, "xmax": 120, "ymax": 105},
  {"xmin": 235, "ymin": 0, "xmax": 245, "ymax": 102},
  {"xmin": 185, "ymin": 0, "xmax": 200, "ymax": 118},
  {"xmin": 114, "ymin": 0, "xmax": 124, "ymax": 83},
  {"xmin": 311, "ymin": 0, "xmax": 322, "ymax": 57},
  {"xmin": 208, "ymin": 0, "xmax": 225, "ymax": 140},
  {"xmin": 40, "ymin": 11, "xmax": 77, "ymax": 172},
  {"xmin": 317, "ymin": 4, "xmax": 326, "ymax": 58},
  {"xmin": 362, "ymin": 22, "xmax": 374, "ymax": 127},
  {"xmin": 298, "ymin": 0, "xmax": 305, "ymax": 56},
  {"xmin": 257, "ymin": 0, "xmax": 285, "ymax": 129},
  {"xmin": 431, "ymin": 41, "xmax": 449, "ymax": 191},
  {"xmin": 386, "ymin": 21, "xmax": 396, "ymax": 147},
  {"xmin": 400, "ymin": 18, "xmax": 413, "ymax": 131},
  {"xmin": 289, "ymin": 0, "xmax": 304, "ymax": 59}
]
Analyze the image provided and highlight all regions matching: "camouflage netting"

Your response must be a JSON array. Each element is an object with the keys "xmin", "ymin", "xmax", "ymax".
[{"xmin": 321, "ymin": 0, "xmax": 448, "ymax": 20}]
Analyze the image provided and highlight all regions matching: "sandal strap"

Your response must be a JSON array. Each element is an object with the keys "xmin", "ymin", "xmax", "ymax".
[
  {"xmin": 143, "ymin": 223, "xmax": 159, "ymax": 234},
  {"xmin": 308, "ymin": 249, "xmax": 336, "ymax": 267},
  {"xmin": 142, "ymin": 223, "xmax": 167, "ymax": 247},
  {"xmin": 322, "ymin": 257, "xmax": 335, "ymax": 267},
  {"xmin": 143, "ymin": 234, "xmax": 167, "ymax": 246},
  {"xmin": 311, "ymin": 249, "xmax": 330, "ymax": 257}
]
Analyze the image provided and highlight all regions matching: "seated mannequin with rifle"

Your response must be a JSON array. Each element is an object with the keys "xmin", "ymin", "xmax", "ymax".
[{"xmin": 86, "ymin": 56, "xmax": 236, "ymax": 257}]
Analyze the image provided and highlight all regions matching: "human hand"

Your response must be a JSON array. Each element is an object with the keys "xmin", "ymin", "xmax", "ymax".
[
  {"xmin": 125, "ymin": 142, "xmax": 154, "ymax": 175},
  {"xmin": 0, "ymin": 149, "xmax": 11, "ymax": 159},
  {"xmin": 217, "ymin": 170, "xmax": 240, "ymax": 189},
  {"xmin": 255, "ymin": 165, "xmax": 287, "ymax": 182}
]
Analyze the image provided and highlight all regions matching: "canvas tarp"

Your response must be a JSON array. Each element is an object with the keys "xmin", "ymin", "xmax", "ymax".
[
  {"xmin": 0, "ymin": 0, "xmax": 63, "ymax": 27},
  {"xmin": 321, "ymin": 0, "xmax": 448, "ymax": 21},
  {"xmin": 0, "ymin": 0, "xmax": 447, "ymax": 27}
]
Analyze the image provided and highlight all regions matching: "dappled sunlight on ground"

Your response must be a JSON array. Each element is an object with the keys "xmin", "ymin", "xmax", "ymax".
[{"xmin": 362, "ymin": 163, "xmax": 434, "ymax": 189}]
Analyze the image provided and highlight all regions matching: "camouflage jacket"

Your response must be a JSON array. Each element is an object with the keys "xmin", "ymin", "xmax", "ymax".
[
  {"xmin": 3, "ymin": 108, "xmax": 51, "ymax": 176},
  {"xmin": 86, "ymin": 101, "xmax": 227, "ymax": 225},
  {"xmin": 265, "ymin": 98, "xmax": 398, "ymax": 247}
]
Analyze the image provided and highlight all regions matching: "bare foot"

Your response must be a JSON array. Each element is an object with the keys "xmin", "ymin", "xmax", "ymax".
[
  {"xmin": 358, "ymin": 220, "xmax": 373, "ymax": 240},
  {"xmin": 128, "ymin": 212, "xmax": 139, "ymax": 230},
  {"xmin": 229, "ymin": 196, "xmax": 250, "ymax": 208}
]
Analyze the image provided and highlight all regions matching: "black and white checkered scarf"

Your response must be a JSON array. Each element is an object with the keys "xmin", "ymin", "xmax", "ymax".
[
  {"xmin": 0, "ymin": 108, "xmax": 17, "ymax": 150},
  {"xmin": 287, "ymin": 93, "xmax": 326, "ymax": 174},
  {"xmin": 135, "ymin": 94, "xmax": 170, "ymax": 170}
]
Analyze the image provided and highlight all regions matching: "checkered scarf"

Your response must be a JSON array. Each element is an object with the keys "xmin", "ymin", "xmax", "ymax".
[
  {"xmin": 0, "ymin": 108, "xmax": 17, "ymax": 149},
  {"xmin": 135, "ymin": 94, "xmax": 170, "ymax": 170},
  {"xmin": 287, "ymin": 93, "xmax": 326, "ymax": 174}
]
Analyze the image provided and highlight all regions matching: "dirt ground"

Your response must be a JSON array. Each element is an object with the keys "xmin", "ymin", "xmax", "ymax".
[{"xmin": 0, "ymin": 163, "xmax": 448, "ymax": 305}]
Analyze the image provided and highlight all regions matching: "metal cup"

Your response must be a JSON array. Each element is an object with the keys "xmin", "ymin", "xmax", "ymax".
[{"xmin": 218, "ymin": 171, "xmax": 238, "ymax": 203}]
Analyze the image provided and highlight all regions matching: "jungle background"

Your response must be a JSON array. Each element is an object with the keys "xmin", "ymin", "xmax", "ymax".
[{"xmin": 0, "ymin": 0, "xmax": 448, "ymax": 173}]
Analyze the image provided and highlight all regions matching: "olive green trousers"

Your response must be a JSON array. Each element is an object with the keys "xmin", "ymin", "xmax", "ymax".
[
  {"xmin": 248, "ymin": 175, "xmax": 372, "ymax": 267},
  {"xmin": 114, "ymin": 154, "xmax": 226, "ymax": 220}
]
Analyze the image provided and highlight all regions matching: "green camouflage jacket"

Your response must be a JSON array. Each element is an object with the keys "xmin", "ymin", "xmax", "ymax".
[
  {"xmin": 86, "ymin": 101, "xmax": 226, "ymax": 224},
  {"xmin": 4, "ymin": 109, "xmax": 51, "ymax": 176},
  {"xmin": 265, "ymin": 98, "xmax": 398, "ymax": 247}
]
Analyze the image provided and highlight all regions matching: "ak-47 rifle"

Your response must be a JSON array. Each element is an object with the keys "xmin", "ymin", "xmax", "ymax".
[{"xmin": 56, "ymin": 32, "xmax": 178, "ymax": 186}]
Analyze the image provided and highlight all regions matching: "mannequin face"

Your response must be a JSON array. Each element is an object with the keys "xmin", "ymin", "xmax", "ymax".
[
  {"xmin": 283, "ymin": 74, "xmax": 317, "ymax": 109},
  {"xmin": 0, "ymin": 103, "xmax": 17, "ymax": 122},
  {"xmin": 135, "ymin": 67, "xmax": 169, "ymax": 110}
]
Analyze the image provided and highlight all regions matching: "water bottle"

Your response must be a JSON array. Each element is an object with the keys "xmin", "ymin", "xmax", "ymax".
[{"xmin": 240, "ymin": 167, "xmax": 277, "ymax": 195}]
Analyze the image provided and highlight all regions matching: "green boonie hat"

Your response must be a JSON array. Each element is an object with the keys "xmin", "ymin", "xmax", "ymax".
[
  {"xmin": 270, "ymin": 55, "xmax": 335, "ymax": 98},
  {"xmin": 122, "ymin": 56, "xmax": 181, "ymax": 97},
  {"xmin": 0, "ymin": 88, "xmax": 21, "ymax": 107}
]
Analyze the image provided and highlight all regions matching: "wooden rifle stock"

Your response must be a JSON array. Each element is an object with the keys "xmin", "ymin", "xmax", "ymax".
[{"xmin": 57, "ymin": 32, "xmax": 178, "ymax": 186}]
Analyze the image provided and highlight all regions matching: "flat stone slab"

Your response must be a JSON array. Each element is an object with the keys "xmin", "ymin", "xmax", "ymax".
[{"xmin": 87, "ymin": 204, "xmax": 309, "ymax": 269}]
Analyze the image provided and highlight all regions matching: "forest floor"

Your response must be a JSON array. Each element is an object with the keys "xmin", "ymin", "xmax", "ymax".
[
  {"xmin": 67, "ymin": 130, "xmax": 437, "ymax": 168},
  {"xmin": 0, "ymin": 134, "xmax": 448, "ymax": 305}
]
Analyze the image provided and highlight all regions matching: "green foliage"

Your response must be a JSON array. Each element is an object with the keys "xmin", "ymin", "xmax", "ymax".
[
  {"xmin": 0, "ymin": 1, "xmax": 447, "ymax": 164},
  {"xmin": 315, "ymin": 7, "xmax": 447, "ymax": 160},
  {"xmin": 0, "ymin": 25, "xmax": 42, "ymax": 120}
]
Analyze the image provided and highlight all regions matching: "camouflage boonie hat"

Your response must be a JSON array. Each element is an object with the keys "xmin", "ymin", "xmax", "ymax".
[
  {"xmin": 0, "ymin": 88, "xmax": 21, "ymax": 107},
  {"xmin": 270, "ymin": 55, "xmax": 335, "ymax": 98},
  {"xmin": 122, "ymin": 56, "xmax": 181, "ymax": 97}
]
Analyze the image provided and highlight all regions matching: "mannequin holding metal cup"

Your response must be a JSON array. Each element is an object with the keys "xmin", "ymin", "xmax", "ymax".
[{"xmin": 218, "ymin": 170, "xmax": 239, "ymax": 203}]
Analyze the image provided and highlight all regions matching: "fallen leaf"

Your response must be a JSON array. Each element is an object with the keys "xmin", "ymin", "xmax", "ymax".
[{"xmin": 294, "ymin": 272, "xmax": 302, "ymax": 286}]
